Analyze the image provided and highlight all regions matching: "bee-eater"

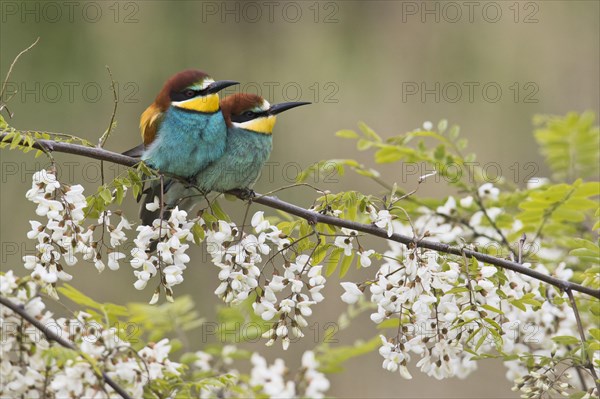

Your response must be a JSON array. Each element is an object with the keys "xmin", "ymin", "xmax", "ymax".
[
  {"xmin": 192, "ymin": 93, "xmax": 310, "ymax": 194},
  {"xmin": 123, "ymin": 69, "xmax": 238, "ymax": 225}
]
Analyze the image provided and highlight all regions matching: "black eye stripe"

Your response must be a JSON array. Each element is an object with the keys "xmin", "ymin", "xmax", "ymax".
[
  {"xmin": 231, "ymin": 110, "xmax": 268, "ymax": 123},
  {"xmin": 169, "ymin": 89, "xmax": 203, "ymax": 102}
]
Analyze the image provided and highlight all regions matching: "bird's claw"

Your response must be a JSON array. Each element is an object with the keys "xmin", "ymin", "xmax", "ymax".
[
  {"xmin": 184, "ymin": 177, "xmax": 196, "ymax": 189},
  {"xmin": 238, "ymin": 188, "xmax": 256, "ymax": 201}
]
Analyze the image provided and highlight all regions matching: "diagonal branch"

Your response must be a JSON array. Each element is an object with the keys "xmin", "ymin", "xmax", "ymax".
[
  {"xmin": 1, "ymin": 132, "xmax": 599, "ymax": 300},
  {"xmin": 566, "ymin": 289, "xmax": 600, "ymax": 392},
  {"xmin": 0, "ymin": 295, "xmax": 133, "ymax": 399}
]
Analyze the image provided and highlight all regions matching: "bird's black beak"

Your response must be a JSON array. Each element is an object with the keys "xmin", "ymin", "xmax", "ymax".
[
  {"xmin": 205, "ymin": 80, "xmax": 239, "ymax": 94},
  {"xmin": 268, "ymin": 101, "xmax": 311, "ymax": 115}
]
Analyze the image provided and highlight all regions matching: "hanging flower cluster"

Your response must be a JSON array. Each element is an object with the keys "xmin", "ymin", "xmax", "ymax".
[
  {"xmin": 22, "ymin": 168, "xmax": 132, "ymax": 297},
  {"xmin": 339, "ymin": 183, "xmax": 593, "ymax": 391},
  {"xmin": 0, "ymin": 271, "xmax": 181, "ymax": 398},
  {"xmin": 206, "ymin": 211, "xmax": 326, "ymax": 349},
  {"xmin": 193, "ymin": 347, "xmax": 330, "ymax": 398},
  {"xmin": 130, "ymin": 205, "xmax": 195, "ymax": 302}
]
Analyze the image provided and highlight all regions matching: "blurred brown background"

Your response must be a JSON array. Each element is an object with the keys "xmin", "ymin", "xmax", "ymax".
[{"xmin": 1, "ymin": 1, "xmax": 599, "ymax": 397}]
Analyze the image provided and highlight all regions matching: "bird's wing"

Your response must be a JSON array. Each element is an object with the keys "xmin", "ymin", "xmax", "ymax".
[{"xmin": 140, "ymin": 103, "xmax": 164, "ymax": 146}]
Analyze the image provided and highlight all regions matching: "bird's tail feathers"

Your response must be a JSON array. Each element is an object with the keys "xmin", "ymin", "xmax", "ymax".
[{"xmin": 122, "ymin": 144, "xmax": 145, "ymax": 158}]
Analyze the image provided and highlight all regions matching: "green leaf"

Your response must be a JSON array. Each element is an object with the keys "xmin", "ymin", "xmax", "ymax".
[
  {"xmin": 317, "ymin": 336, "xmax": 381, "ymax": 374},
  {"xmin": 551, "ymin": 335, "xmax": 581, "ymax": 346},
  {"xmin": 325, "ymin": 247, "xmax": 344, "ymax": 276},
  {"xmin": 191, "ymin": 223, "xmax": 205, "ymax": 245},
  {"xmin": 437, "ymin": 119, "xmax": 448, "ymax": 134},
  {"xmin": 9, "ymin": 132, "xmax": 21, "ymax": 149},
  {"xmin": 481, "ymin": 304, "xmax": 504, "ymax": 315},
  {"xmin": 336, "ymin": 129, "xmax": 359, "ymax": 139},
  {"xmin": 99, "ymin": 186, "xmax": 113, "ymax": 204},
  {"xmin": 374, "ymin": 146, "xmax": 403, "ymax": 163},
  {"xmin": 356, "ymin": 139, "xmax": 373, "ymax": 151},
  {"xmin": 312, "ymin": 243, "xmax": 329, "ymax": 265},
  {"xmin": 509, "ymin": 298, "xmax": 526, "ymax": 312},
  {"xmin": 376, "ymin": 318, "xmax": 400, "ymax": 330},
  {"xmin": 210, "ymin": 200, "xmax": 229, "ymax": 221},
  {"xmin": 0, "ymin": 114, "xmax": 8, "ymax": 129},
  {"xmin": 42, "ymin": 347, "xmax": 79, "ymax": 368},
  {"xmin": 58, "ymin": 284, "xmax": 104, "ymax": 311},
  {"xmin": 339, "ymin": 252, "xmax": 355, "ymax": 278},
  {"xmin": 534, "ymin": 111, "xmax": 600, "ymax": 181},
  {"xmin": 115, "ymin": 184, "xmax": 125, "ymax": 205},
  {"xmin": 358, "ymin": 122, "xmax": 382, "ymax": 142}
]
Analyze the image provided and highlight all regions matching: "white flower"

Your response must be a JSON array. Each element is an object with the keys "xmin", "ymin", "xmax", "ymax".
[
  {"xmin": 251, "ymin": 211, "xmax": 270, "ymax": 233},
  {"xmin": 438, "ymin": 301, "xmax": 460, "ymax": 322},
  {"xmin": 334, "ymin": 235, "xmax": 354, "ymax": 256},
  {"xmin": 437, "ymin": 196, "xmax": 457, "ymax": 216},
  {"xmin": 254, "ymin": 299, "xmax": 278, "ymax": 321},
  {"xmin": 0, "ymin": 270, "xmax": 18, "ymax": 294},
  {"xmin": 480, "ymin": 266, "xmax": 497, "ymax": 278},
  {"xmin": 144, "ymin": 196, "xmax": 160, "ymax": 212},
  {"xmin": 358, "ymin": 249, "xmax": 375, "ymax": 267},
  {"xmin": 378, "ymin": 336, "xmax": 412, "ymax": 379},
  {"xmin": 526, "ymin": 177, "xmax": 550, "ymax": 189},
  {"xmin": 107, "ymin": 252, "xmax": 125, "ymax": 271},
  {"xmin": 340, "ymin": 282, "xmax": 363, "ymax": 304},
  {"xmin": 371, "ymin": 209, "xmax": 394, "ymax": 237},
  {"xmin": 26, "ymin": 221, "xmax": 44, "ymax": 239},
  {"xmin": 459, "ymin": 196, "xmax": 474, "ymax": 208},
  {"xmin": 423, "ymin": 121, "xmax": 433, "ymax": 131},
  {"xmin": 194, "ymin": 351, "xmax": 213, "ymax": 372},
  {"xmin": 478, "ymin": 183, "xmax": 499, "ymax": 201},
  {"xmin": 23, "ymin": 255, "xmax": 38, "ymax": 270},
  {"xmin": 370, "ymin": 310, "xmax": 386, "ymax": 324}
]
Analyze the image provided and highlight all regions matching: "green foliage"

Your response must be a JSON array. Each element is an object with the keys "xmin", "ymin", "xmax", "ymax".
[
  {"xmin": 316, "ymin": 336, "xmax": 381, "ymax": 373},
  {"xmin": 534, "ymin": 111, "xmax": 600, "ymax": 182},
  {"xmin": 317, "ymin": 119, "xmax": 483, "ymax": 192},
  {"xmin": 58, "ymin": 283, "xmax": 129, "ymax": 326},
  {"xmin": 42, "ymin": 346, "xmax": 79, "ymax": 367},
  {"xmin": 516, "ymin": 180, "xmax": 599, "ymax": 238},
  {"xmin": 214, "ymin": 296, "xmax": 271, "ymax": 342},
  {"xmin": 128, "ymin": 295, "xmax": 205, "ymax": 346},
  {"xmin": 3, "ymin": 109, "xmax": 600, "ymax": 397}
]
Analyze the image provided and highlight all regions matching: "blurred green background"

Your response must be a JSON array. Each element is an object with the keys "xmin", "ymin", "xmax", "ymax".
[{"xmin": 1, "ymin": 1, "xmax": 598, "ymax": 397}]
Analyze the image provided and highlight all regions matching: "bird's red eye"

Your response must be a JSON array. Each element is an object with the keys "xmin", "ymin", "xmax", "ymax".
[{"xmin": 184, "ymin": 90, "xmax": 195, "ymax": 98}]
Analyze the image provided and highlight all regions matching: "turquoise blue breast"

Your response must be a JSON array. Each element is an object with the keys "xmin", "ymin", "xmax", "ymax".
[
  {"xmin": 194, "ymin": 127, "xmax": 273, "ymax": 193},
  {"xmin": 142, "ymin": 107, "xmax": 227, "ymax": 178}
]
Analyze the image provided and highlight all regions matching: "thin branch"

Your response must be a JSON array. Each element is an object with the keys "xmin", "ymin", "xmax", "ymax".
[
  {"xmin": 473, "ymin": 191, "xmax": 517, "ymax": 259},
  {"xmin": 0, "ymin": 132, "xmax": 138, "ymax": 167},
  {"xmin": 0, "ymin": 37, "xmax": 40, "ymax": 115},
  {"xmin": 566, "ymin": 289, "xmax": 600, "ymax": 392},
  {"xmin": 1, "ymin": 132, "xmax": 599, "ymax": 300},
  {"xmin": 98, "ymin": 65, "xmax": 118, "ymax": 148},
  {"xmin": 518, "ymin": 233, "xmax": 527, "ymax": 264},
  {"xmin": 0, "ymin": 295, "xmax": 133, "ymax": 399}
]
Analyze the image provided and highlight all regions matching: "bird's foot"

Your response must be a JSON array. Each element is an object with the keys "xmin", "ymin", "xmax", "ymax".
[
  {"xmin": 183, "ymin": 177, "xmax": 196, "ymax": 189},
  {"xmin": 238, "ymin": 188, "xmax": 256, "ymax": 201}
]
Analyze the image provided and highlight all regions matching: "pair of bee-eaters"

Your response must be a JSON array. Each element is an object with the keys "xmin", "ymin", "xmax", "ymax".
[{"xmin": 123, "ymin": 69, "xmax": 309, "ymax": 225}]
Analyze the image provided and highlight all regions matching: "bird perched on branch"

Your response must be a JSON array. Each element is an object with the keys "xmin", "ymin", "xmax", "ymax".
[
  {"xmin": 122, "ymin": 69, "xmax": 238, "ymax": 225},
  {"xmin": 192, "ymin": 93, "xmax": 310, "ymax": 195},
  {"xmin": 145, "ymin": 93, "xmax": 310, "ymax": 221}
]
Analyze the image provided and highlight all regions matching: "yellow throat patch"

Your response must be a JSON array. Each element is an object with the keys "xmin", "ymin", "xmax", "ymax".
[
  {"xmin": 174, "ymin": 93, "xmax": 220, "ymax": 113},
  {"xmin": 239, "ymin": 115, "xmax": 277, "ymax": 135}
]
